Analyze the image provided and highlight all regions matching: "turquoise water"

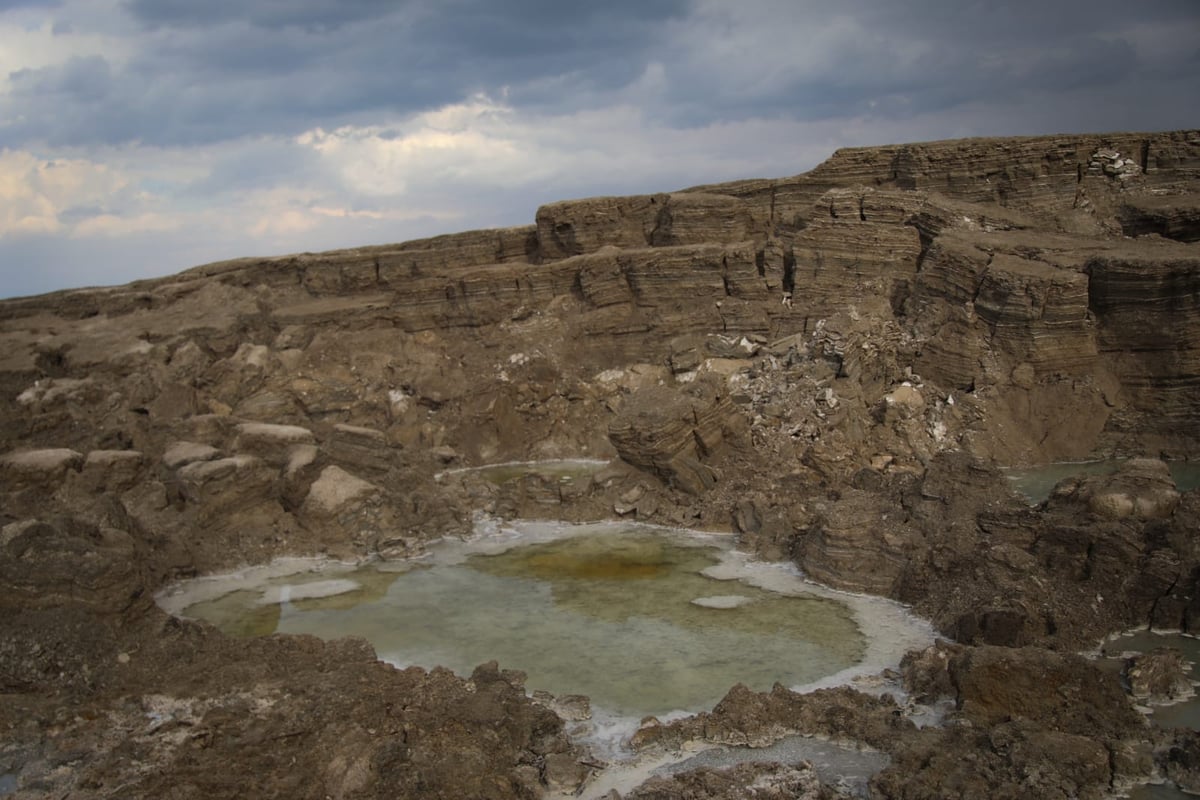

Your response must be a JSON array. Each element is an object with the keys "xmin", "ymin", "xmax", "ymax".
[
  {"xmin": 181, "ymin": 527, "xmax": 869, "ymax": 718},
  {"xmin": 1005, "ymin": 461, "xmax": 1200, "ymax": 504}
]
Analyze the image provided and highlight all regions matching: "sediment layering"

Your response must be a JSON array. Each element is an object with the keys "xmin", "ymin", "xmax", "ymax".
[{"xmin": 2, "ymin": 130, "xmax": 1200, "ymax": 798}]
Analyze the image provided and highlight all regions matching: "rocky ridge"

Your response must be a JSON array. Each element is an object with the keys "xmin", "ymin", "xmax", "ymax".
[{"xmin": 2, "ymin": 129, "xmax": 1200, "ymax": 798}]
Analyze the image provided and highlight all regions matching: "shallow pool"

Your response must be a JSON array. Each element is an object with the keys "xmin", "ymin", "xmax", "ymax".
[
  {"xmin": 1004, "ymin": 460, "xmax": 1200, "ymax": 505},
  {"xmin": 161, "ymin": 519, "xmax": 934, "ymax": 745}
]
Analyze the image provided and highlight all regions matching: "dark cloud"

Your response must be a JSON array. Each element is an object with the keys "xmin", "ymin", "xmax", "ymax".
[
  {"xmin": 180, "ymin": 139, "xmax": 318, "ymax": 197},
  {"xmin": 5, "ymin": 0, "xmax": 691, "ymax": 147},
  {"xmin": 0, "ymin": 0, "xmax": 60, "ymax": 9},
  {"xmin": 2, "ymin": 0, "xmax": 1197, "ymax": 152},
  {"xmin": 124, "ymin": 0, "xmax": 405, "ymax": 31},
  {"xmin": 860, "ymin": 0, "xmax": 1199, "ymax": 43},
  {"xmin": 10, "ymin": 54, "xmax": 114, "ymax": 102},
  {"xmin": 643, "ymin": 0, "xmax": 1198, "ymax": 130}
]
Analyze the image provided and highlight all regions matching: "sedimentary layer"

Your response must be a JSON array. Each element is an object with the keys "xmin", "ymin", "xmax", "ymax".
[{"xmin": 2, "ymin": 129, "xmax": 1199, "ymax": 799}]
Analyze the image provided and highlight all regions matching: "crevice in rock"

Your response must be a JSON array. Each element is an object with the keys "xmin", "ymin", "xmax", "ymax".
[
  {"xmin": 782, "ymin": 250, "xmax": 796, "ymax": 295},
  {"xmin": 912, "ymin": 230, "xmax": 935, "ymax": 275},
  {"xmin": 1149, "ymin": 571, "xmax": 1181, "ymax": 630},
  {"xmin": 620, "ymin": 260, "xmax": 639, "ymax": 301},
  {"xmin": 569, "ymin": 270, "xmax": 586, "ymax": 304}
]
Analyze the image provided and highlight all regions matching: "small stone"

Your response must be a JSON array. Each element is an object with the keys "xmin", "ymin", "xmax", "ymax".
[
  {"xmin": 619, "ymin": 486, "xmax": 646, "ymax": 505},
  {"xmin": 301, "ymin": 466, "xmax": 381, "ymax": 517},
  {"xmin": 0, "ymin": 449, "xmax": 85, "ymax": 487},
  {"xmin": 162, "ymin": 441, "xmax": 220, "ymax": 470}
]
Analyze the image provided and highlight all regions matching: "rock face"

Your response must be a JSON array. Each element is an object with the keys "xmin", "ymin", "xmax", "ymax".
[
  {"xmin": 607, "ymin": 377, "xmax": 743, "ymax": 494},
  {"xmin": 1, "ymin": 128, "xmax": 1199, "ymax": 798}
]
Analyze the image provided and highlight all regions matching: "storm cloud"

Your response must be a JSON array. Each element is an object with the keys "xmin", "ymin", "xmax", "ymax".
[{"xmin": 1, "ymin": 0, "xmax": 1197, "ymax": 297}]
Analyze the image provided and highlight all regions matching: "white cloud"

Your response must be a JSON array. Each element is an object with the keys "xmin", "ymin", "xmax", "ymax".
[
  {"xmin": 0, "ymin": 148, "xmax": 130, "ymax": 236},
  {"xmin": 297, "ymin": 95, "xmax": 532, "ymax": 196},
  {"xmin": 71, "ymin": 212, "xmax": 178, "ymax": 238}
]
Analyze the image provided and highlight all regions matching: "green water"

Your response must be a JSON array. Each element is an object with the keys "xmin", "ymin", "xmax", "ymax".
[
  {"xmin": 182, "ymin": 529, "xmax": 867, "ymax": 717},
  {"xmin": 1005, "ymin": 461, "xmax": 1200, "ymax": 505}
]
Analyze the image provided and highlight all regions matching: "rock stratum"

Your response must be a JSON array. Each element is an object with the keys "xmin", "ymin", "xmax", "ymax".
[{"xmin": 2, "ymin": 129, "xmax": 1200, "ymax": 798}]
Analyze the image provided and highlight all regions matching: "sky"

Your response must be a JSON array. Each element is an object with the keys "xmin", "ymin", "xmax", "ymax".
[{"xmin": 1, "ymin": 0, "xmax": 1197, "ymax": 299}]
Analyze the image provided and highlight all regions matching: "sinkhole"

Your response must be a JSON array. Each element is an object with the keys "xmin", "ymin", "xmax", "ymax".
[{"xmin": 158, "ymin": 518, "xmax": 934, "ymax": 751}]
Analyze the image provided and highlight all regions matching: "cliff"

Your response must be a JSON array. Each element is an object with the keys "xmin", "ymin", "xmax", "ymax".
[{"xmin": 2, "ymin": 129, "xmax": 1200, "ymax": 799}]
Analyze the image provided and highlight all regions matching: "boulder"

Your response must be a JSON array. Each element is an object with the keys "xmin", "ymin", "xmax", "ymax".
[
  {"xmin": 1125, "ymin": 648, "xmax": 1194, "ymax": 703},
  {"xmin": 162, "ymin": 441, "xmax": 221, "ymax": 470},
  {"xmin": 608, "ymin": 378, "xmax": 741, "ymax": 495},
  {"xmin": 301, "ymin": 466, "xmax": 381, "ymax": 518},
  {"xmin": 233, "ymin": 422, "xmax": 316, "ymax": 466},
  {"xmin": 796, "ymin": 490, "xmax": 923, "ymax": 595},
  {"xmin": 1052, "ymin": 458, "xmax": 1181, "ymax": 520},
  {"xmin": 0, "ymin": 517, "xmax": 140, "ymax": 613},
  {"xmin": 949, "ymin": 645, "xmax": 1142, "ymax": 738},
  {"xmin": 176, "ymin": 455, "xmax": 276, "ymax": 511},
  {"xmin": 0, "ymin": 448, "xmax": 84, "ymax": 488},
  {"xmin": 77, "ymin": 450, "xmax": 145, "ymax": 493},
  {"xmin": 327, "ymin": 424, "xmax": 393, "ymax": 475}
]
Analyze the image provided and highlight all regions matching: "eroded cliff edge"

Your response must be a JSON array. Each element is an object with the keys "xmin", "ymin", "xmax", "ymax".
[{"xmin": 2, "ymin": 130, "xmax": 1200, "ymax": 798}]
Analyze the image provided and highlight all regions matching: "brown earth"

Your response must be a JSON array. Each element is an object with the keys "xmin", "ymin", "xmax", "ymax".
[{"xmin": 2, "ymin": 129, "xmax": 1200, "ymax": 798}]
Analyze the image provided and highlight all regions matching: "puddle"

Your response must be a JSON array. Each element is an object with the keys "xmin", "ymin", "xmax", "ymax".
[
  {"xmin": 160, "ymin": 518, "xmax": 935, "ymax": 759},
  {"xmin": 0, "ymin": 774, "xmax": 14, "ymax": 796},
  {"xmin": 1004, "ymin": 460, "xmax": 1200, "ymax": 505}
]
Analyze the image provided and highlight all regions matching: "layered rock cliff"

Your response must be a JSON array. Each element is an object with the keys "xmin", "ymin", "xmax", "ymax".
[{"xmin": 2, "ymin": 129, "xmax": 1199, "ymax": 799}]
